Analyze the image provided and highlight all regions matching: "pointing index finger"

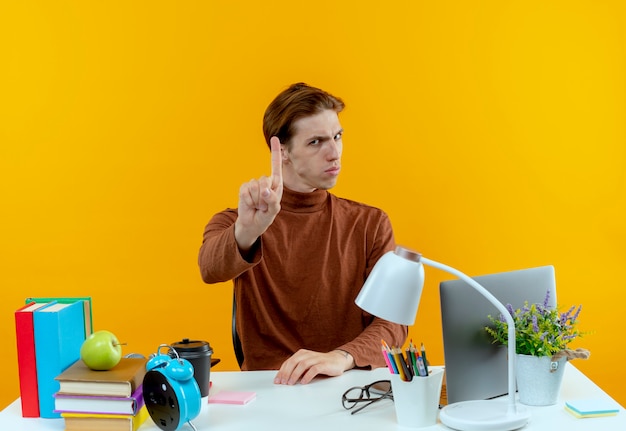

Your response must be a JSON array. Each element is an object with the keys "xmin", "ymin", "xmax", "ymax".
[{"xmin": 270, "ymin": 136, "xmax": 283, "ymax": 190}]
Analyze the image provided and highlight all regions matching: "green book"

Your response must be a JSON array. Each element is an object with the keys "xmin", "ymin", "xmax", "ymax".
[{"xmin": 25, "ymin": 296, "xmax": 93, "ymax": 337}]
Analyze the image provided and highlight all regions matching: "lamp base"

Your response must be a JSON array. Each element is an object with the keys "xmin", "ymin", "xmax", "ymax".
[{"xmin": 439, "ymin": 399, "xmax": 529, "ymax": 431}]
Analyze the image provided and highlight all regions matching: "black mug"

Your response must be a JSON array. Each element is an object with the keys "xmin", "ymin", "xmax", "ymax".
[{"xmin": 170, "ymin": 338, "xmax": 213, "ymax": 397}]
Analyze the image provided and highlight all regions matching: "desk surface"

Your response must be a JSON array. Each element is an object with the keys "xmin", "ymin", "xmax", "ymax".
[{"xmin": 2, "ymin": 363, "xmax": 624, "ymax": 431}]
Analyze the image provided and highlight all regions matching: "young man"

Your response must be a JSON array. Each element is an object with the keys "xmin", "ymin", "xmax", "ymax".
[{"xmin": 198, "ymin": 83, "xmax": 407, "ymax": 385}]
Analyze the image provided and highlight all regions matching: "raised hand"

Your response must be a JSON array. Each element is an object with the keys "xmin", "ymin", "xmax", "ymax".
[{"xmin": 234, "ymin": 137, "xmax": 284, "ymax": 252}]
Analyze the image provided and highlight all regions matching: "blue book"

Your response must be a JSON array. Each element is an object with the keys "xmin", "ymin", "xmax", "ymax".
[{"xmin": 33, "ymin": 301, "xmax": 86, "ymax": 418}]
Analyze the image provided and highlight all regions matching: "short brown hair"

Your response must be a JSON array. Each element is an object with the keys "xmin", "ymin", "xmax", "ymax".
[{"xmin": 262, "ymin": 83, "xmax": 345, "ymax": 149}]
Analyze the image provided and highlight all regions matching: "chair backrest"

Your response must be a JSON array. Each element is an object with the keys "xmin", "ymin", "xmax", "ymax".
[{"xmin": 232, "ymin": 291, "xmax": 244, "ymax": 368}]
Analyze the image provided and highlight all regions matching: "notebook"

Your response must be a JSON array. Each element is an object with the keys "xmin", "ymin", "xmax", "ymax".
[{"xmin": 439, "ymin": 265, "xmax": 557, "ymax": 404}]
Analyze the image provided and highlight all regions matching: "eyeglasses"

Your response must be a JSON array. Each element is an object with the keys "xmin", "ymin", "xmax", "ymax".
[{"xmin": 341, "ymin": 380, "xmax": 393, "ymax": 415}]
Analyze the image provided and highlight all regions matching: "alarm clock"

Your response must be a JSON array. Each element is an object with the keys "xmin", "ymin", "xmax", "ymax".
[{"xmin": 143, "ymin": 344, "xmax": 201, "ymax": 431}]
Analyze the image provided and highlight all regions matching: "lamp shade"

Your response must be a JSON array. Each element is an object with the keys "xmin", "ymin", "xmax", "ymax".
[{"xmin": 355, "ymin": 246, "xmax": 424, "ymax": 325}]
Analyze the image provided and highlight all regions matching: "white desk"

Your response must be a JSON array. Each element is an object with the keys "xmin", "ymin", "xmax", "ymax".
[{"xmin": 1, "ymin": 363, "xmax": 623, "ymax": 430}]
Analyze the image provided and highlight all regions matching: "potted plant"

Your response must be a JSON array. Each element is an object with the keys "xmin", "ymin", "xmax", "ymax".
[{"xmin": 485, "ymin": 289, "xmax": 590, "ymax": 406}]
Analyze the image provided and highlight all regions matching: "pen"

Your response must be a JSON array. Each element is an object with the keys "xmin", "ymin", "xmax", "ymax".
[
  {"xmin": 420, "ymin": 343, "xmax": 429, "ymax": 375},
  {"xmin": 417, "ymin": 355, "xmax": 427, "ymax": 377},
  {"xmin": 397, "ymin": 348, "xmax": 413, "ymax": 382},
  {"xmin": 404, "ymin": 347, "xmax": 414, "ymax": 377}
]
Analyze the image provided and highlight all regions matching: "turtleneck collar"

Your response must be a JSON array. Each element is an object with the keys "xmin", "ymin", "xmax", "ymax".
[{"xmin": 280, "ymin": 186, "xmax": 329, "ymax": 213}]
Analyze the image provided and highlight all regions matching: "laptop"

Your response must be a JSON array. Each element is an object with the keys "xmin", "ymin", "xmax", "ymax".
[{"xmin": 439, "ymin": 265, "xmax": 557, "ymax": 404}]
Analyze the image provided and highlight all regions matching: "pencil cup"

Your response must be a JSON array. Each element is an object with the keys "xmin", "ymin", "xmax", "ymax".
[{"xmin": 390, "ymin": 367, "xmax": 445, "ymax": 428}]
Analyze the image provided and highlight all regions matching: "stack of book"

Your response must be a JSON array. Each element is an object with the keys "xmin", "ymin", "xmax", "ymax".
[{"xmin": 53, "ymin": 357, "xmax": 149, "ymax": 431}]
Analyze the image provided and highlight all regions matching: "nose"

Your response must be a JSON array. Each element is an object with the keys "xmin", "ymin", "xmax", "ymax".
[{"xmin": 326, "ymin": 140, "xmax": 341, "ymax": 160}]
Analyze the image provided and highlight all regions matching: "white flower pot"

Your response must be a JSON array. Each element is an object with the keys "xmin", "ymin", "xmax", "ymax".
[{"xmin": 516, "ymin": 354, "xmax": 567, "ymax": 406}]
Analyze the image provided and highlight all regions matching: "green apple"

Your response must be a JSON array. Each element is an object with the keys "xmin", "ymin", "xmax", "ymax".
[{"xmin": 80, "ymin": 330, "xmax": 123, "ymax": 370}]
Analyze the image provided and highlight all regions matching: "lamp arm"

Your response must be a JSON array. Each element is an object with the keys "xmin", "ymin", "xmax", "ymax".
[{"xmin": 421, "ymin": 257, "xmax": 519, "ymax": 413}]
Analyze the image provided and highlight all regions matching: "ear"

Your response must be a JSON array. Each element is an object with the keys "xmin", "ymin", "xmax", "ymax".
[{"xmin": 280, "ymin": 144, "xmax": 289, "ymax": 161}]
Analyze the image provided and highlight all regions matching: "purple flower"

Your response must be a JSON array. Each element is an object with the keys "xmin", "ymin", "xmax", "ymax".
[
  {"xmin": 532, "ymin": 315, "xmax": 539, "ymax": 333},
  {"xmin": 561, "ymin": 305, "xmax": 576, "ymax": 325},
  {"xmin": 506, "ymin": 304, "xmax": 515, "ymax": 316},
  {"xmin": 542, "ymin": 289, "xmax": 551, "ymax": 309}
]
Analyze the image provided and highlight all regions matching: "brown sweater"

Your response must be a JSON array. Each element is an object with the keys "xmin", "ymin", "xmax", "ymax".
[{"xmin": 198, "ymin": 187, "xmax": 407, "ymax": 370}]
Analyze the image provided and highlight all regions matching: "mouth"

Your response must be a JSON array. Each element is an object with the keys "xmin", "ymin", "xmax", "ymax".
[{"xmin": 325, "ymin": 167, "xmax": 341, "ymax": 176}]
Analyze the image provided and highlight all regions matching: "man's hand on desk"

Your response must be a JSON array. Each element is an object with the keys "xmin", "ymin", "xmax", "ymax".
[{"xmin": 274, "ymin": 349, "xmax": 355, "ymax": 385}]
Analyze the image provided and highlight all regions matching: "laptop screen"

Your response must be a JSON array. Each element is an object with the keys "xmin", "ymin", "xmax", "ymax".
[{"xmin": 439, "ymin": 265, "xmax": 557, "ymax": 404}]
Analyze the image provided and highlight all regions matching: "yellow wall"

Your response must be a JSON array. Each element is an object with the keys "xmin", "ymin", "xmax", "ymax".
[{"xmin": 1, "ymin": 0, "xmax": 625, "ymax": 410}]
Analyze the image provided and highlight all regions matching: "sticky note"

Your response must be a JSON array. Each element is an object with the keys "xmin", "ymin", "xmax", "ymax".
[
  {"xmin": 208, "ymin": 391, "xmax": 256, "ymax": 405},
  {"xmin": 565, "ymin": 398, "xmax": 620, "ymax": 418}
]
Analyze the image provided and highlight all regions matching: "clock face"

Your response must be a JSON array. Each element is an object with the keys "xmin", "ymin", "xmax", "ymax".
[{"xmin": 143, "ymin": 370, "xmax": 181, "ymax": 431}]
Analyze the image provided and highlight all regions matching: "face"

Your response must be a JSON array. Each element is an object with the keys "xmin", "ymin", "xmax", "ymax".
[{"xmin": 280, "ymin": 109, "xmax": 343, "ymax": 193}]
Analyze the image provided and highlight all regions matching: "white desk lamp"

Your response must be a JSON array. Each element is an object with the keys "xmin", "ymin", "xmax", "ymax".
[{"xmin": 355, "ymin": 246, "xmax": 529, "ymax": 431}]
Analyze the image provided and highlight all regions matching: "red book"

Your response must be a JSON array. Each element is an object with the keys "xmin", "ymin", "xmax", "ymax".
[{"xmin": 14, "ymin": 302, "xmax": 53, "ymax": 417}]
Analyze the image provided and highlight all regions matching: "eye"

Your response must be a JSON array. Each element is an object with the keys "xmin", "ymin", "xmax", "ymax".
[
  {"xmin": 309, "ymin": 139, "xmax": 320, "ymax": 146},
  {"xmin": 334, "ymin": 132, "xmax": 343, "ymax": 140}
]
